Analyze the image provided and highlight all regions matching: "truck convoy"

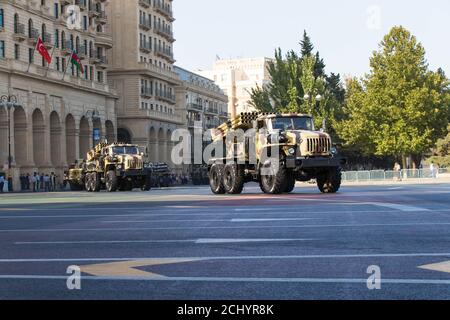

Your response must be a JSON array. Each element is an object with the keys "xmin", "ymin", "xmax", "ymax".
[
  {"xmin": 66, "ymin": 142, "xmax": 168, "ymax": 192},
  {"xmin": 208, "ymin": 112, "xmax": 346, "ymax": 195}
]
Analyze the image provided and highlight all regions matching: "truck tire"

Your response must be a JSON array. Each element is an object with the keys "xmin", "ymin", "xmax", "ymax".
[
  {"xmin": 223, "ymin": 163, "xmax": 244, "ymax": 194},
  {"xmin": 209, "ymin": 164, "xmax": 225, "ymax": 194},
  {"xmin": 259, "ymin": 161, "xmax": 287, "ymax": 194},
  {"xmin": 92, "ymin": 173, "xmax": 101, "ymax": 192},
  {"xmin": 284, "ymin": 171, "xmax": 296, "ymax": 193},
  {"xmin": 317, "ymin": 167, "xmax": 342, "ymax": 193},
  {"xmin": 85, "ymin": 173, "xmax": 93, "ymax": 192},
  {"xmin": 106, "ymin": 170, "xmax": 118, "ymax": 192}
]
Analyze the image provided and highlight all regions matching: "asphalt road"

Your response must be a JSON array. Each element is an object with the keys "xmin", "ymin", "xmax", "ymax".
[{"xmin": 0, "ymin": 182, "xmax": 450, "ymax": 300}]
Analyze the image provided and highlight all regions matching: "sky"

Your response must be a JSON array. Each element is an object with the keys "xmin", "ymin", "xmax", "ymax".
[{"xmin": 173, "ymin": 0, "xmax": 450, "ymax": 78}]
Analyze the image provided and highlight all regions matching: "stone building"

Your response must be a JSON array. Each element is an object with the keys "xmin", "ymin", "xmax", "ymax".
[
  {"xmin": 106, "ymin": 0, "xmax": 183, "ymax": 170},
  {"xmin": 0, "ymin": 0, "xmax": 117, "ymax": 190}
]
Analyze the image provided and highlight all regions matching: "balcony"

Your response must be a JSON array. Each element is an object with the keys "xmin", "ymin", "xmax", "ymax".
[
  {"xmin": 139, "ymin": 18, "xmax": 151, "ymax": 31},
  {"xmin": 61, "ymin": 40, "xmax": 74, "ymax": 55},
  {"xmin": 27, "ymin": 29, "xmax": 40, "ymax": 45},
  {"xmin": 75, "ymin": 0, "xmax": 87, "ymax": 11},
  {"xmin": 139, "ymin": 0, "xmax": 151, "ymax": 8},
  {"xmin": 187, "ymin": 103, "xmax": 203, "ymax": 112},
  {"xmin": 204, "ymin": 107, "xmax": 219, "ymax": 115},
  {"xmin": 13, "ymin": 24, "xmax": 27, "ymax": 42},
  {"xmin": 96, "ymin": 56, "xmax": 108, "ymax": 69},
  {"xmin": 154, "ymin": 46, "xmax": 175, "ymax": 63},
  {"xmin": 219, "ymin": 111, "xmax": 230, "ymax": 118},
  {"xmin": 137, "ymin": 61, "xmax": 180, "ymax": 82},
  {"xmin": 140, "ymin": 88, "xmax": 153, "ymax": 99},
  {"xmin": 155, "ymin": 91, "xmax": 176, "ymax": 104},
  {"xmin": 154, "ymin": 0, "xmax": 174, "ymax": 21},
  {"xmin": 75, "ymin": 45, "xmax": 87, "ymax": 60},
  {"xmin": 154, "ymin": 25, "xmax": 174, "ymax": 42},
  {"xmin": 60, "ymin": 0, "xmax": 71, "ymax": 5},
  {"xmin": 95, "ymin": 32, "xmax": 113, "ymax": 49},
  {"xmin": 88, "ymin": 8, "xmax": 100, "ymax": 18},
  {"xmin": 139, "ymin": 42, "xmax": 152, "ymax": 54},
  {"xmin": 42, "ymin": 33, "xmax": 53, "ymax": 48},
  {"xmin": 97, "ymin": 11, "xmax": 107, "ymax": 24},
  {"xmin": 147, "ymin": 110, "xmax": 182, "ymax": 124}
]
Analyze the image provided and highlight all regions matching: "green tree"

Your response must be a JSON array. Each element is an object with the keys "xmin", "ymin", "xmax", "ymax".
[
  {"xmin": 249, "ymin": 31, "xmax": 345, "ymax": 139},
  {"xmin": 338, "ymin": 26, "xmax": 450, "ymax": 168}
]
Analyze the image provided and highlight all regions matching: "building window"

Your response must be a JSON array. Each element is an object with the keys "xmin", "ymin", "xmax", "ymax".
[
  {"xmin": 54, "ymin": 3, "xmax": 59, "ymax": 18},
  {"xmin": 0, "ymin": 41, "xmax": 5, "ymax": 58},
  {"xmin": 84, "ymin": 66, "xmax": 88, "ymax": 79},
  {"xmin": 54, "ymin": 30, "xmax": 59, "ymax": 48},
  {"xmin": 28, "ymin": 48, "xmax": 34, "ymax": 63},
  {"xmin": 62, "ymin": 57, "xmax": 66, "ymax": 72},
  {"xmin": 14, "ymin": 44, "xmax": 20, "ymax": 60},
  {"xmin": 0, "ymin": 9, "xmax": 4, "ymax": 29},
  {"xmin": 55, "ymin": 57, "xmax": 60, "ymax": 71},
  {"xmin": 83, "ymin": 16, "xmax": 87, "ymax": 30}
]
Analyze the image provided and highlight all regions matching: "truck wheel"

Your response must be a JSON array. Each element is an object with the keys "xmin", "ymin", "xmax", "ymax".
[
  {"xmin": 259, "ymin": 161, "xmax": 286, "ymax": 194},
  {"xmin": 209, "ymin": 164, "xmax": 225, "ymax": 194},
  {"xmin": 223, "ymin": 163, "xmax": 244, "ymax": 194},
  {"xmin": 92, "ymin": 173, "xmax": 101, "ymax": 192},
  {"xmin": 284, "ymin": 171, "xmax": 296, "ymax": 193},
  {"xmin": 105, "ymin": 170, "xmax": 118, "ymax": 192},
  {"xmin": 84, "ymin": 173, "xmax": 93, "ymax": 192},
  {"xmin": 317, "ymin": 167, "xmax": 342, "ymax": 193}
]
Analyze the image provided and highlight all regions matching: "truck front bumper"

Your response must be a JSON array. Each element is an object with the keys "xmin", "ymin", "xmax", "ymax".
[
  {"xmin": 286, "ymin": 156, "xmax": 346, "ymax": 169},
  {"xmin": 118, "ymin": 169, "xmax": 151, "ymax": 178}
]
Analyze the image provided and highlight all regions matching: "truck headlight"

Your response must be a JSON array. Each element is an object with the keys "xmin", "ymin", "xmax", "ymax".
[
  {"xmin": 117, "ymin": 164, "xmax": 123, "ymax": 170},
  {"xmin": 288, "ymin": 148, "xmax": 296, "ymax": 155},
  {"xmin": 331, "ymin": 147, "xmax": 338, "ymax": 155}
]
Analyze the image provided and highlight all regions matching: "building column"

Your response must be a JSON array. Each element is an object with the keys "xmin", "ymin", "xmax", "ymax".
[
  {"xmin": 60, "ymin": 120, "xmax": 67, "ymax": 168},
  {"xmin": 161, "ymin": 139, "xmax": 168, "ymax": 163},
  {"xmin": 148, "ymin": 141, "xmax": 158, "ymax": 163},
  {"xmin": 42, "ymin": 113, "xmax": 52, "ymax": 168}
]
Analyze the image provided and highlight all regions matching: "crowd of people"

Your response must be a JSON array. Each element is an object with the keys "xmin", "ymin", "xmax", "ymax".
[{"xmin": 18, "ymin": 173, "xmax": 60, "ymax": 192}]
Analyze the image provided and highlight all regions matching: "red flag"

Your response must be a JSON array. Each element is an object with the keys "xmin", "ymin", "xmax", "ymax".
[
  {"xmin": 70, "ymin": 51, "xmax": 84, "ymax": 74},
  {"xmin": 36, "ymin": 37, "xmax": 52, "ymax": 64}
]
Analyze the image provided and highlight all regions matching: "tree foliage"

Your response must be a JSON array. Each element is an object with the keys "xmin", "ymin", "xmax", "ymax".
[
  {"xmin": 249, "ymin": 30, "xmax": 345, "ymax": 138},
  {"xmin": 337, "ymin": 26, "xmax": 450, "ymax": 165}
]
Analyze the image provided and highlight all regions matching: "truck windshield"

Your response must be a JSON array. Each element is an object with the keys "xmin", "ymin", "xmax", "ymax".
[
  {"xmin": 271, "ymin": 117, "xmax": 314, "ymax": 131},
  {"xmin": 111, "ymin": 146, "xmax": 139, "ymax": 155}
]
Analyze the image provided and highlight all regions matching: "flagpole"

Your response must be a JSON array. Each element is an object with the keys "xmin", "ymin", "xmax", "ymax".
[
  {"xmin": 62, "ymin": 50, "xmax": 73, "ymax": 81},
  {"xmin": 26, "ymin": 37, "xmax": 39, "ymax": 73},
  {"xmin": 44, "ymin": 46, "xmax": 56, "ymax": 77}
]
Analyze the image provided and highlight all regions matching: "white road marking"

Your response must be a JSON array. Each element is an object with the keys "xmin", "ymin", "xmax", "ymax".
[
  {"xmin": 231, "ymin": 218, "xmax": 319, "ymax": 222},
  {"xmin": 14, "ymin": 238, "xmax": 318, "ymax": 245},
  {"xmin": 367, "ymin": 202, "xmax": 430, "ymax": 212},
  {"xmin": 0, "ymin": 275, "xmax": 449, "ymax": 285},
  {"xmin": 1, "ymin": 222, "xmax": 449, "ymax": 232},
  {"xmin": 1, "ymin": 252, "xmax": 450, "ymax": 263}
]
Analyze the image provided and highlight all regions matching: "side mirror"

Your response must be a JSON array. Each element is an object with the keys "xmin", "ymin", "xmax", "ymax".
[{"xmin": 252, "ymin": 120, "xmax": 258, "ymax": 130}]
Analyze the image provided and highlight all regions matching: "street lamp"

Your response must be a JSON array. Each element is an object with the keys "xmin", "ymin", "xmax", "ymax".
[
  {"xmin": 0, "ymin": 94, "xmax": 20, "ymax": 192},
  {"xmin": 85, "ymin": 109, "xmax": 101, "ymax": 146}
]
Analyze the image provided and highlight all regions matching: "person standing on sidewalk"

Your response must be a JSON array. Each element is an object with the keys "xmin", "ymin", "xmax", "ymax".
[
  {"xmin": 0, "ymin": 175, "xmax": 5, "ymax": 193},
  {"xmin": 394, "ymin": 162, "xmax": 402, "ymax": 181}
]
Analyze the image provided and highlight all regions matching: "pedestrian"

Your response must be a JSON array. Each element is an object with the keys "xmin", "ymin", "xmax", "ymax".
[
  {"xmin": 40, "ymin": 173, "xmax": 44, "ymax": 191},
  {"xmin": 30, "ymin": 174, "xmax": 36, "ymax": 192},
  {"xmin": 0, "ymin": 175, "xmax": 5, "ymax": 193},
  {"xmin": 393, "ymin": 162, "xmax": 402, "ymax": 181},
  {"xmin": 44, "ymin": 174, "xmax": 50, "ymax": 192},
  {"xmin": 26, "ymin": 174, "xmax": 30, "ymax": 190},
  {"xmin": 50, "ymin": 172, "xmax": 56, "ymax": 191},
  {"xmin": 430, "ymin": 162, "xmax": 436, "ymax": 178}
]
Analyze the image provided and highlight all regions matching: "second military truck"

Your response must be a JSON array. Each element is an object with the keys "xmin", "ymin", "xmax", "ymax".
[
  {"xmin": 208, "ymin": 112, "xmax": 346, "ymax": 195},
  {"xmin": 67, "ymin": 142, "xmax": 153, "ymax": 192}
]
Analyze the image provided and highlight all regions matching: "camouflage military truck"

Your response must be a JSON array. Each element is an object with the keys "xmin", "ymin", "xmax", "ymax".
[
  {"xmin": 66, "ymin": 142, "xmax": 153, "ymax": 192},
  {"xmin": 66, "ymin": 160, "xmax": 86, "ymax": 191},
  {"xmin": 208, "ymin": 112, "xmax": 346, "ymax": 195}
]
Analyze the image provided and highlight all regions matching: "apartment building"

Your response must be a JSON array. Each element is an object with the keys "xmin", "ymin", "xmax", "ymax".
[
  {"xmin": 199, "ymin": 57, "xmax": 273, "ymax": 118},
  {"xmin": 106, "ymin": 0, "xmax": 182, "ymax": 169},
  {"xmin": 0, "ymin": 0, "xmax": 117, "ymax": 190}
]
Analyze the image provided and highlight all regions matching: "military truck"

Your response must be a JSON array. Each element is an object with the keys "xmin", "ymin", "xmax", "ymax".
[
  {"xmin": 66, "ymin": 142, "xmax": 153, "ymax": 192},
  {"xmin": 208, "ymin": 112, "xmax": 346, "ymax": 195}
]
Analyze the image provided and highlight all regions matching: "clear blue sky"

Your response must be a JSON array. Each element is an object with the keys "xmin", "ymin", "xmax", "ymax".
[{"xmin": 173, "ymin": 0, "xmax": 450, "ymax": 77}]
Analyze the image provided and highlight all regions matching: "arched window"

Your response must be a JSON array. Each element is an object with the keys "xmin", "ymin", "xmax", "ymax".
[
  {"xmin": 76, "ymin": 36, "xmax": 80, "ymax": 52},
  {"xmin": 28, "ymin": 19, "xmax": 33, "ymax": 38},
  {"xmin": 13, "ymin": 14, "xmax": 19, "ymax": 33},
  {"xmin": 41, "ymin": 24, "xmax": 46, "ymax": 42},
  {"xmin": 61, "ymin": 31, "xmax": 65, "ymax": 49},
  {"xmin": 70, "ymin": 34, "xmax": 74, "ymax": 50}
]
